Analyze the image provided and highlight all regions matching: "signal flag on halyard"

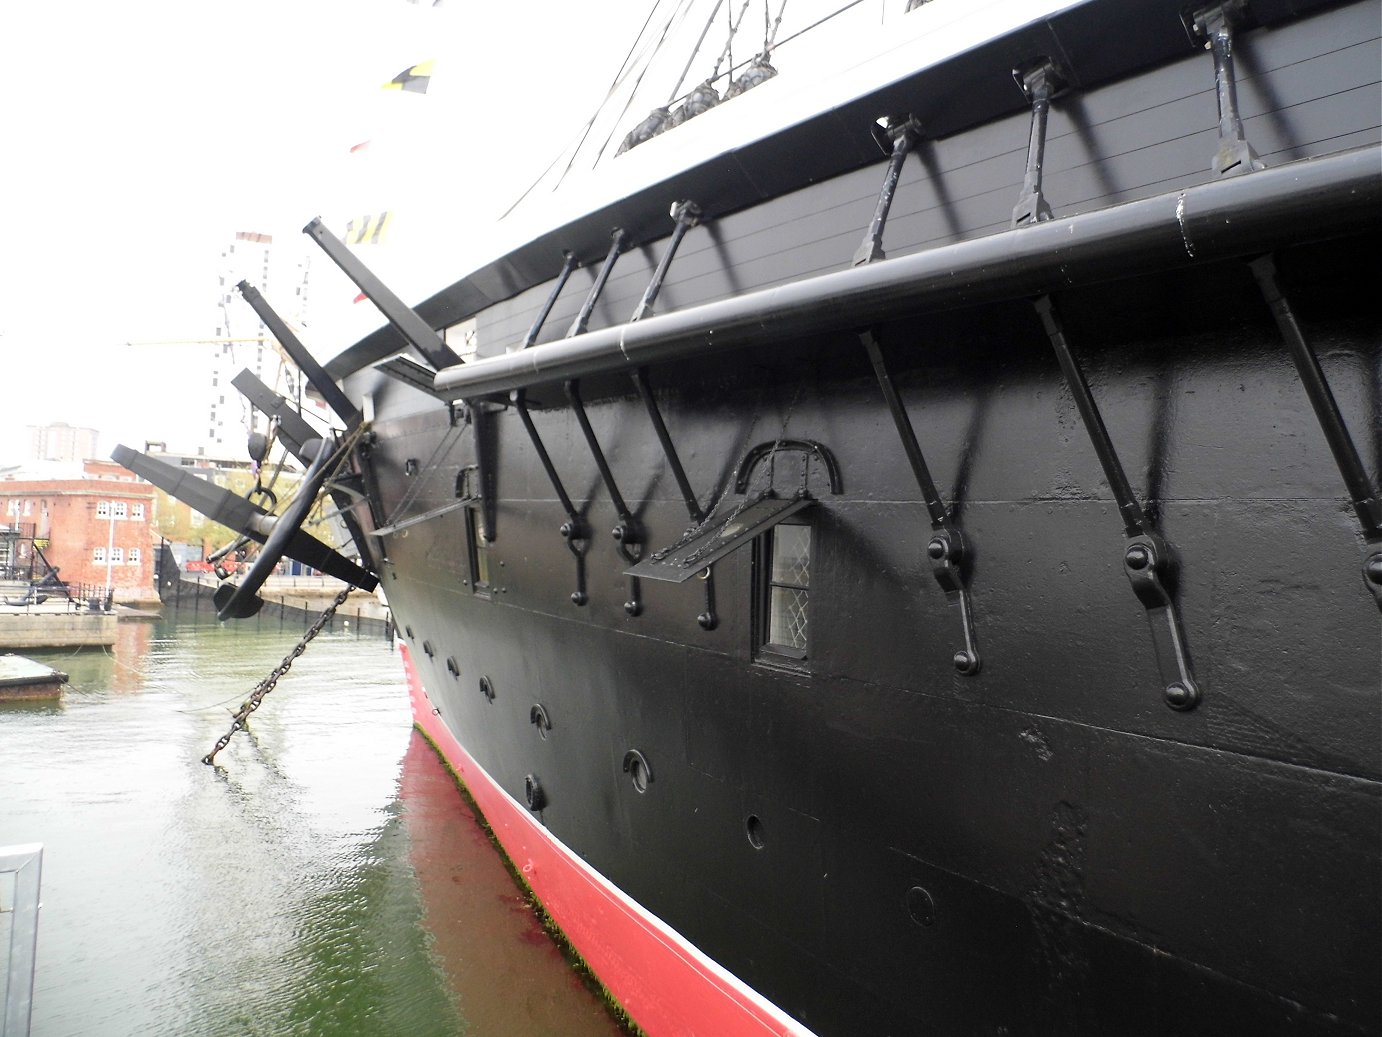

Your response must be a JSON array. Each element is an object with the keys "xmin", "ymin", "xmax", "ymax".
[
  {"xmin": 345, "ymin": 212, "xmax": 393, "ymax": 245},
  {"xmin": 382, "ymin": 60, "xmax": 433, "ymax": 93},
  {"xmin": 236, "ymin": 231, "xmax": 273, "ymax": 243}
]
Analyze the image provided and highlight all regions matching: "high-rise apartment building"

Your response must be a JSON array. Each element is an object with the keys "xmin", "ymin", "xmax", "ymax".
[
  {"xmin": 206, "ymin": 231, "xmax": 315, "ymax": 455},
  {"xmin": 26, "ymin": 423, "xmax": 100, "ymax": 463}
]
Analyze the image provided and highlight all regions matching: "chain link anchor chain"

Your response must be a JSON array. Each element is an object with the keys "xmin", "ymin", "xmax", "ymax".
[{"xmin": 201, "ymin": 585, "xmax": 353, "ymax": 765}]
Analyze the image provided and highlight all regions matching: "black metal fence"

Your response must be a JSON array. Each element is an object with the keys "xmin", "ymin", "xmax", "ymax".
[
  {"xmin": 0, "ymin": 579, "xmax": 111, "ymax": 611},
  {"xmin": 165, "ymin": 577, "xmax": 393, "ymax": 639}
]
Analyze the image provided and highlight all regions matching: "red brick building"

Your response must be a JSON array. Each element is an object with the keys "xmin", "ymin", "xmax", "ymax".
[{"xmin": 0, "ymin": 460, "xmax": 158, "ymax": 603}]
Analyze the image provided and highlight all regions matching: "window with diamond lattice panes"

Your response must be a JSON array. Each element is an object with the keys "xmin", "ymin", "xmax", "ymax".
[{"xmin": 760, "ymin": 523, "xmax": 811, "ymax": 660}]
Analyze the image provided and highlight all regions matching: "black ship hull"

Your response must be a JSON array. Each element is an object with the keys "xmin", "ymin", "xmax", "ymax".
[
  {"xmin": 378, "ymin": 214, "xmax": 1380, "ymax": 1033},
  {"xmin": 151, "ymin": 1, "xmax": 1382, "ymax": 1032}
]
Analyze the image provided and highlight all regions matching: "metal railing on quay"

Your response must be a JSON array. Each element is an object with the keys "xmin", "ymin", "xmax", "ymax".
[{"xmin": 0, "ymin": 843, "xmax": 42, "ymax": 1037}]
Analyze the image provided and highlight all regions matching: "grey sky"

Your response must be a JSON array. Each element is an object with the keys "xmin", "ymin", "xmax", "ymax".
[{"xmin": 1, "ymin": 0, "xmax": 630, "ymax": 461}]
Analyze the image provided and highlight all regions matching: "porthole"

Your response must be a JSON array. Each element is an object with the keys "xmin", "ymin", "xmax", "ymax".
[
  {"xmin": 479, "ymin": 675, "xmax": 495, "ymax": 702},
  {"xmin": 422, "ymin": 640, "xmax": 435, "ymax": 658},
  {"xmin": 622, "ymin": 749, "xmax": 652, "ymax": 793},
  {"xmin": 524, "ymin": 774, "xmax": 546, "ymax": 811},
  {"xmin": 445, "ymin": 656, "xmax": 460, "ymax": 678},
  {"xmin": 404, "ymin": 625, "xmax": 414, "ymax": 639},
  {"xmin": 746, "ymin": 814, "xmax": 765, "ymax": 850},
  {"xmin": 906, "ymin": 885, "xmax": 936, "ymax": 928},
  {"xmin": 530, "ymin": 703, "xmax": 552, "ymax": 740}
]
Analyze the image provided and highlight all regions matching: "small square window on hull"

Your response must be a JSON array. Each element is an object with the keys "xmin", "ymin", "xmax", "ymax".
[{"xmin": 757, "ymin": 521, "xmax": 811, "ymax": 662}]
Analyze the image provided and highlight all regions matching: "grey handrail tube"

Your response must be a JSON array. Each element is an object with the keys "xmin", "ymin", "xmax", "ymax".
[{"xmin": 433, "ymin": 147, "xmax": 1380, "ymax": 399}]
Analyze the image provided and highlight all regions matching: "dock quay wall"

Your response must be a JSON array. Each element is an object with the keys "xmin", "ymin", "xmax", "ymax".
[
  {"xmin": 0, "ymin": 611, "xmax": 117, "ymax": 649},
  {"xmin": 166, "ymin": 575, "xmax": 393, "ymax": 639}
]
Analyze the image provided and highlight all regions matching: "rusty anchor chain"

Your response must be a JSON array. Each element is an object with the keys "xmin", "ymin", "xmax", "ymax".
[{"xmin": 201, "ymin": 585, "xmax": 353, "ymax": 765}]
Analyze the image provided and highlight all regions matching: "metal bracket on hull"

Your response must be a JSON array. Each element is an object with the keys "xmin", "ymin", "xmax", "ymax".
[
  {"xmin": 513, "ymin": 251, "xmax": 590, "ymax": 605},
  {"xmin": 1034, "ymin": 295, "xmax": 1201, "ymax": 710},
  {"xmin": 627, "ymin": 203, "xmax": 719, "ymax": 627},
  {"xmin": 1186, "ymin": 0, "xmax": 1264, "ymax": 177},
  {"xmin": 470, "ymin": 403, "xmax": 501, "ymax": 543},
  {"xmin": 514, "ymin": 390, "xmax": 591, "ymax": 606},
  {"xmin": 1011, "ymin": 60, "xmax": 1066, "ymax": 228},
  {"xmin": 567, "ymin": 379, "xmax": 644, "ymax": 616},
  {"xmin": 352, "ymin": 428, "xmax": 390, "ymax": 553},
  {"xmin": 632, "ymin": 367, "xmax": 718, "ymax": 628},
  {"xmin": 520, "ymin": 251, "xmax": 578, "ymax": 351},
  {"xmin": 374, "ymin": 355, "xmax": 459, "ymax": 403},
  {"xmin": 732, "ymin": 440, "xmax": 843, "ymax": 497},
  {"xmin": 859, "ymin": 330, "xmax": 981, "ymax": 675},
  {"xmin": 1249, "ymin": 255, "xmax": 1382, "ymax": 610},
  {"xmin": 854, "ymin": 116, "xmax": 924, "ymax": 267},
  {"xmin": 631, "ymin": 201, "xmax": 700, "ymax": 322},
  {"xmin": 567, "ymin": 229, "xmax": 627, "ymax": 339}
]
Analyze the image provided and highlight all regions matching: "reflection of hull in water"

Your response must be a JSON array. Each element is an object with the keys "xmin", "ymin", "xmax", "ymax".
[
  {"xmin": 398, "ymin": 718, "xmax": 626, "ymax": 1036},
  {"xmin": 157, "ymin": 0, "xmax": 1380, "ymax": 1032},
  {"xmin": 406, "ymin": 644, "xmax": 806, "ymax": 1035}
]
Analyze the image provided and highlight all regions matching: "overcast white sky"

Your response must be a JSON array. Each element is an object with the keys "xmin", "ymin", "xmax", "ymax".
[
  {"xmin": 1, "ymin": 0, "xmax": 907, "ymax": 465},
  {"xmin": 0, "ymin": 0, "xmax": 635, "ymax": 461}
]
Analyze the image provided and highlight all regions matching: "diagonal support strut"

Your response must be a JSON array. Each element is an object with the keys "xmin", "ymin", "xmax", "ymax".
[{"xmin": 1035, "ymin": 295, "xmax": 1200, "ymax": 710}]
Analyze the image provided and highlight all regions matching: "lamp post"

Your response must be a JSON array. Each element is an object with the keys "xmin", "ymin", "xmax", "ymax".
[{"xmin": 104, "ymin": 506, "xmax": 115, "ymax": 607}]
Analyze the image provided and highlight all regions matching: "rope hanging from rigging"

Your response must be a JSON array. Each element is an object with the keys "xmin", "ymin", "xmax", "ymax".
[{"xmin": 618, "ymin": 0, "xmax": 788, "ymax": 154}]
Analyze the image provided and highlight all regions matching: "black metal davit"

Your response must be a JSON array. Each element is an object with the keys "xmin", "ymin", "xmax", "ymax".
[
  {"xmin": 303, "ymin": 217, "xmax": 461, "ymax": 371},
  {"xmin": 237, "ymin": 282, "xmax": 362, "ymax": 427}
]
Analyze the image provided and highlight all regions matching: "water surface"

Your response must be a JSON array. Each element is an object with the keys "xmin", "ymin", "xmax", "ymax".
[{"xmin": 1, "ymin": 617, "xmax": 623, "ymax": 1036}]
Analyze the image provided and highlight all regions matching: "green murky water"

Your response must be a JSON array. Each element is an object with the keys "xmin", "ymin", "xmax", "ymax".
[{"xmin": 0, "ymin": 618, "xmax": 622, "ymax": 1037}]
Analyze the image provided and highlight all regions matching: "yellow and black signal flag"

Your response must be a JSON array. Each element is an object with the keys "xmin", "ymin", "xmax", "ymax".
[
  {"xmin": 382, "ymin": 60, "xmax": 434, "ymax": 94},
  {"xmin": 345, "ymin": 212, "xmax": 394, "ymax": 245}
]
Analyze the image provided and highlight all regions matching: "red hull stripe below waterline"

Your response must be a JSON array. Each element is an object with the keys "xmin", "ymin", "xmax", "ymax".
[{"xmin": 400, "ymin": 643, "xmax": 818, "ymax": 1037}]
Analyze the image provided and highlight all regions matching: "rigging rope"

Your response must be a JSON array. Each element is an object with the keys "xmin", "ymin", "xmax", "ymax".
[
  {"xmin": 591, "ymin": 0, "xmax": 700, "ymax": 167},
  {"xmin": 380, "ymin": 418, "xmax": 470, "ymax": 528},
  {"xmin": 765, "ymin": 0, "xmax": 789, "ymax": 51},
  {"xmin": 546, "ymin": 0, "xmax": 672, "ymax": 198},
  {"xmin": 711, "ymin": 0, "xmax": 755, "ymax": 81},
  {"xmin": 669, "ymin": 0, "xmax": 727, "ymax": 103},
  {"xmin": 514, "ymin": 0, "xmax": 859, "ymax": 204},
  {"xmin": 772, "ymin": 0, "xmax": 863, "ymax": 52}
]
